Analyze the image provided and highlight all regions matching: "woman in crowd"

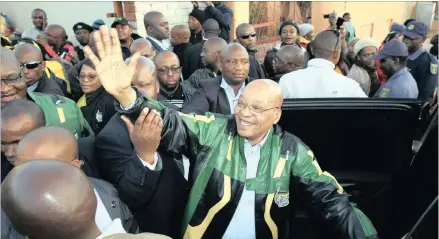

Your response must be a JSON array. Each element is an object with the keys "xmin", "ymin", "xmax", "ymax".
[{"xmin": 76, "ymin": 59, "xmax": 116, "ymax": 135}]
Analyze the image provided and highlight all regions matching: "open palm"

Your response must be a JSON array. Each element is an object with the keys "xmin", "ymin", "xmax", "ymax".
[{"xmin": 83, "ymin": 26, "xmax": 140, "ymax": 98}]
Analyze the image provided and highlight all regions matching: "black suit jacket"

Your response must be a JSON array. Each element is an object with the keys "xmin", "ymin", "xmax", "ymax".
[
  {"xmin": 95, "ymin": 112, "xmax": 187, "ymax": 238},
  {"xmin": 181, "ymin": 76, "xmax": 253, "ymax": 115},
  {"xmin": 182, "ymin": 41, "xmax": 204, "ymax": 80}
]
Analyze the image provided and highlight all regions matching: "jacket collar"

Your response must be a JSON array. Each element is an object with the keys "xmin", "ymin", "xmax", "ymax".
[{"xmin": 307, "ymin": 58, "xmax": 336, "ymax": 70}]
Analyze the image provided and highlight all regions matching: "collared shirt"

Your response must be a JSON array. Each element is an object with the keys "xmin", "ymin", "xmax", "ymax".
[
  {"xmin": 21, "ymin": 27, "xmax": 43, "ymax": 40},
  {"xmin": 222, "ymin": 130, "xmax": 271, "ymax": 239},
  {"xmin": 94, "ymin": 188, "xmax": 114, "ymax": 231},
  {"xmin": 279, "ymin": 58, "xmax": 367, "ymax": 98},
  {"xmin": 27, "ymin": 82, "xmax": 39, "ymax": 92},
  {"xmin": 374, "ymin": 67, "xmax": 419, "ymax": 98},
  {"xmin": 220, "ymin": 77, "xmax": 245, "ymax": 113},
  {"xmin": 147, "ymin": 36, "xmax": 169, "ymax": 51},
  {"xmin": 96, "ymin": 218, "xmax": 127, "ymax": 239},
  {"xmin": 408, "ymin": 47, "xmax": 425, "ymax": 61}
]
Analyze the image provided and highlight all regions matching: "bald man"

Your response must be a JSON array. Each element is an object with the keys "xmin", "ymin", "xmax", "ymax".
[
  {"xmin": 153, "ymin": 51, "xmax": 195, "ymax": 109},
  {"xmin": 279, "ymin": 30, "xmax": 367, "ymax": 98},
  {"xmin": 1, "ymin": 160, "xmax": 103, "ymax": 239},
  {"xmin": 182, "ymin": 19, "xmax": 221, "ymax": 80},
  {"xmin": 182, "ymin": 43, "xmax": 253, "ymax": 115},
  {"xmin": 144, "ymin": 11, "xmax": 170, "ymax": 52},
  {"xmin": 186, "ymin": 37, "xmax": 227, "ymax": 88},
  {"xmin": 130, "ymin": 38, "xmax": 156, "ymax": 60},
  {"xmin": 170, "ymin": 25, "xmax": 192, "ymax": 65},
  {"xmin": 272, "ymin": 45, "xmax": 305, "ymax": 82},
  {"xmin": 14, "ymin": 43, "xmax": 67, "ymax": 96},
  {"xmin": 10, "ymin": 126, "xmax": 139, "ymax": 235},
  {"xmin": 40, "ymin": 24, "xmax": 75, "ymax": 63}
]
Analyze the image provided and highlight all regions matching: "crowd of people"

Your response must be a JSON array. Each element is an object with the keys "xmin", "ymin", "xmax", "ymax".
[{"xmin": 1, "ymin": 2, "xmax": 438, "ymax": 239}]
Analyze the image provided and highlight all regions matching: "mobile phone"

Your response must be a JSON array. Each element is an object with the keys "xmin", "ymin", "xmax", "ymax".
[
  {"xmin": 336, "ymin": 17, "xmax": 345, "ymax": 30},
  {"xmin": 323, "ymin": 14, "xmax": 330, "ymax": 19}
]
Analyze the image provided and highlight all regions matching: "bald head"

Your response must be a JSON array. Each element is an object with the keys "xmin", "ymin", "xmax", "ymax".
[
  {"xmin": 144, "ymin": 11, "xmax": 169, "ymax": 40},
  {"xmin": 130, "ymin": 38, "xmax": 155, "ymax": 59},
  {"xmin": 235, "ymin": 23, "xmax": 253, "ymax": 37},
  {"xmin": 170, "ymin": 25, "xmax": 191, "ymax": 46},
  {"xmin": 203, "ymin": 19, "xmax": 220, "ymax": 38},
  {"xmin": 204, "ymin": 37, "xmax": 228, "ymax": 52},
  {"xmin": 312, "ymin": 30, "xmax": 341, "ymax": 62},
  {"xmin": 1, "ymin": 46, "xmax": 19, "ymax": 70},
  {"xmin": 16, "ymin": 126, "xmax": 78, "ymax": 166},
  {"xmin": 46, "ymin": 24, "xmax": 67, "ymax": 47},
  {"xmin": 245, "ymin": 79, "xmax": 283, "ymax": 107},
  {"xmin": 126, "ymin": 56, "xmax": 159, "ymax": 99},
  {"xmin": 221, "ymin": 43, "xmax": 249, "ymax": 63},
  {"xmin": 154, "ymin": 51, "xmax": 179, "ymax": 66},
  {"xmin": 13, "ymin": 43, "xmax": 43, "ymax": 61},
  {"xmin": 1, "ymin": 160, "xmax": 98, "ymax": 239},
  {"xmin": 46, "ymin": 24, "xmax": 66, "ymax": 37},
  {"xmin": 1, "ymin": 99, "xmax": 45, "ymax": 125},
  {"xmin": 274, "ymin": 45, "xmax": 304, "ymax": 74},
  {"xmin": 144, "ymin": 11, "xmax": 164, "ymax": 27}
]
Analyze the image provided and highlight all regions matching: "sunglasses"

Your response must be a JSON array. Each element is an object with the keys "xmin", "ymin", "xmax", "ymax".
[
  {"xmin": 20, "ymin": 61, "xmax": 43, "ymax": 70},
  {"xmin": 239, "ymin": 33, "xmax": 256, "ymax": 39}
]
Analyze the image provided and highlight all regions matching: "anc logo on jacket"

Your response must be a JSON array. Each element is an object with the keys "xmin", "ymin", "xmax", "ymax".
[{"xmin": 431, "ymin": 63, "xmax": 437, "ymax": 75}]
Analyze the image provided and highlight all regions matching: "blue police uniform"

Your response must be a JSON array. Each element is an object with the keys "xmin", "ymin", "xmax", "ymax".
[
  {"xmin": 403, "ymin": 21, "xmax": 438, "ymax": 103},
  {"xmin": 374, "ymin": 67, "xmax": 419, "ymax": 98}
]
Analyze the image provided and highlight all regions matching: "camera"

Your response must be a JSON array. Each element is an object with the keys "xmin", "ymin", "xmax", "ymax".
[{"xmin": 336, "ymin": 17, "xmax": 345, "ymax": 30}]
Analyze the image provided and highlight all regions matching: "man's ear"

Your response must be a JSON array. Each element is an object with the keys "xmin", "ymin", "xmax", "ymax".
[
  {"xmin": 71, "ymin": 159, "xmax": 82, "ymax": 169},
  {"xmin": 273, "ymin": 108, "xmax": 282, "ymax": 124}
]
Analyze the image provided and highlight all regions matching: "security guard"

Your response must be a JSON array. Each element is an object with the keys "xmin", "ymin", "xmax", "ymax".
[
  {"xmin": 372, "ymin": 39, "xmax": 418, "ymax": 98},
  {"xmin": 403, "ymin": 21, "xmax": 438, "ymax": 103}
]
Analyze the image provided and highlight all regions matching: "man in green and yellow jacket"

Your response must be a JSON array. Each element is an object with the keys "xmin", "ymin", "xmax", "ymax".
[
  {"xmin": 1, "ymin": 47, "xmax": 92, "ymax": 138},
  {"xmin": 85, "ymin": 26, "xmax": 379, "ymax": 239}
]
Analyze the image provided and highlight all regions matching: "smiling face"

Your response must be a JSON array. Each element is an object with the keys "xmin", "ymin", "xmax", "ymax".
[
  {"xmin": 115, "ymin": 24, "xmax": 132, "ymax": 41},
  {"xmin": 234, "ymin": 80, "xmax": 282, "ymax": 146},
  {"xmin": 280, "ymin": 25, "xmax": 298, "ymax": 45},
  {"xmin": 1, "ymin": 50, "xmax": 28, "ymax": 108},
  {"xmin": 357, "ymin": 46, "xmax": 377, "ymax": 68},
  {"xmin": 32, "ymin": 10, "xmax": 46, "ymax": 30}
]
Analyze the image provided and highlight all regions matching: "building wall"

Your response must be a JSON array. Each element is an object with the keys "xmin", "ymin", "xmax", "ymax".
[
  {"xmin": 1, "ymin": 1, "xmax": 114, "ymax": 45},
  {"xmin": 311, "ymin": 2, "xmax": 413, "ymax": 43}
]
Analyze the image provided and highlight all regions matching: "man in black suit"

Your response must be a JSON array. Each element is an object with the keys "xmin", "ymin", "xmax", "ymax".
[
  {"xmin": 182, "ymin": 19, "xmax": 220, "ymax": 80},
  {"xmin": 95, "ymin": 58, "xmax": 187, "ymax": 238},
  {"xmin": 182, "ymin": 43, "xmax": 252, "ymax": 115},
  {"xmin": 143, "ymin": 11, "xmax": 170, "ymax": 53},
  {"xmin": 1, "ymin": 126, "xmax": 138, "ymax": 239}
]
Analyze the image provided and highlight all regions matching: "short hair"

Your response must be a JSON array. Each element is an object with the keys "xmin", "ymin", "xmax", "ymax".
[
  {"xmin": 342, "ymin": 13, "xmax": 350, "ymax": 18},
  {"xmin": 32, "ymin": 8, "xmax": 46, "ymax": 16},
  {"xmin": 1, "ymin": 100, "xmax": 45, "ymax": 125}
]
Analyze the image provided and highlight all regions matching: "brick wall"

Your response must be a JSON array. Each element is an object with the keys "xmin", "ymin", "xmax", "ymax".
[
  {"xmin": 134, "ymin": 1, "xmax": 194, "ymax": 37},
  {"xmin": 124, "ymin": 1, "xmax": 137, "ymax": 30}
]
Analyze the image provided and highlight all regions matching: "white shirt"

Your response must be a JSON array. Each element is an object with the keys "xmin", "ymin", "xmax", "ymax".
[
  {"xmin": 94, "ymin": 189, "xmax": 114, "ymax": 231},
  {"xmin": 147, "ymin": 36, "xmax": 169, "ymax": 51},
  {"xmin": 279, "ymin": 58, "xmax": 367, "ymax": 98},
  {"xmin": 96, "ymin": 218, "xmax": 126, "ymax": 239},
  {"xmin": 222, "ymin": 131, "xmax": 271, "ymax": 239},
  {"xmin": 220, "ymin": 77, "xmax": 245, "ymax": 113},
  {"xmin": 21, "ymin": 27, "xmax": 43, "ymax": 40}
]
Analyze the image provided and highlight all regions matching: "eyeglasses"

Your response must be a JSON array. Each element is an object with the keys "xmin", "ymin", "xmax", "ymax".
[
  {"xmin": 157, "ymin": 67, "xmax": 181, "ymax": 75},
  {"xmin": 327, "ymin": 30, "xmax": 340, "ymax": 53},
  {"xmin": 78, "ymin": 73, "xmax": 98, "ymax": 81},
  {"xmin": 1, "ymin": 73, "xmax": 23, "ymax": 86},
  {"xmin": 239, "ymin": 33, "xmax": 256, "ymax": 39},
  {"xmin": 20, "ymin": 61, "xmax": 43, "ymax": 70},
  {"xmin": 236, "ymin": 100, "xmax": 278, "ymax": 115}
]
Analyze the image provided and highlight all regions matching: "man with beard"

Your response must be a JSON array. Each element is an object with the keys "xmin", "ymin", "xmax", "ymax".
[
  {"xmin": 347, "ymin": 38, "xmax": 381, "ymax": 96},
  {"xmin": 14, "ymin": 43, "xmax": 68, "ymax": 97},
  {"xmin": 272, "ymin": 45, "xmax": 304, "ymax": 82},
  {"xmin": 186, "ymin": 37, "xmax": 227, "ymax": 88},
  {"xmin": 235, "ymin": 23, "xmax": 267, "ymax": 79},
  {"xmin": 343, "ymin": 38, "xmax": 359, "ymax": 69},
  {"xmin": 112, "ymin": 18, "xmax": 142, "ymax": 58},
  {"xmin": 154, "ymin": 51, "xmax": 195, "ymax": 109},
  {"xmin": 73, "ymin": 22, "xmax": 93, "ymax": 61},
  {"xmin": 372, "ymin": 39, "xmax": 418, "ymax": 98},
  {"xmin": 188, "ymin": 8, "xmax": 205, "ymax": 45},
  {"xmin": 182, "ymin": 43, "xmax": 253, "ymax": 115},
  {"xmin": 170, "ymin": 25, "xmax": 191, "ymax": 65},
  {"xmin": 402, "ymin": 21, "xmax": 438, "ymax": 103},
  {"xmin": 37, "ymin": 24, "xmax": 76, "ymax": 64},
  {"xmin": 182, "ymin": 19, "xmax": 220, "ymax": 79},
  {"xmin": 144, "ymin": 11, "xmax": 170, "ymax": 52},
  {"xmin": 22, "ymin": 9, "xmax": 46, "ymax": 40}
]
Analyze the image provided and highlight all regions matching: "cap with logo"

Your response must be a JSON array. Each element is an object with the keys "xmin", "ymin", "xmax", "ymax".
[
  {"xmin": 111, "ymin": 17, "xmax": 130, "ymax": 28},
  {"xmin": 372, "ymin": 39, "xmax": 408, "ymax": 61},
  {"xmin": 403, "ymin": 21, "xmax": 428, "ymax": 39},
  {"xmin": 73, "ymin": 22, "xmax": 94, "ymax": 33}
]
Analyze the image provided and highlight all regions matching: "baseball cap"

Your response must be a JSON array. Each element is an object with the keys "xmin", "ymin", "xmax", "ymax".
[
  {"xmin": 403, "ymin": 21, "xmax": 428, "ymax": 39},
  {"xmin": 111, "ymin": 17, "xmax": 130, "ymax": 28},
  {"xmin": 389, "ymin": 23, "xmax": 406, "ymax": 34},
  {"xmin": 73, "ymin": 22, "xmax": 93, "ymax": 33},
  {"xmin": 372, "ymin": 39, "xmax": 408, "ymax": 61},
  {"xmin": 92, "ymin": 19, "xmax": 106, "ymax": 30}
]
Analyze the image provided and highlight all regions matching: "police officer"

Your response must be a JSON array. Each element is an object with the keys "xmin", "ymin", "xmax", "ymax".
[
  {"xmin": 372, "ymin": 39, "xmax": 418, "ymax": 98},
  {"xmin": 402, "ymin": 21, "xmax": 438, "ymax": 102}
]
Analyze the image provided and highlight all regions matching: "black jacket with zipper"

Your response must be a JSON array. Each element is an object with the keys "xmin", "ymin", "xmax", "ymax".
[{"xmin": 80, "ymin": 87, "xmax": 117, "ymax": 135}]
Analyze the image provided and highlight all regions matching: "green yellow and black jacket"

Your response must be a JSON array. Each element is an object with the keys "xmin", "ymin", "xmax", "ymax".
[
  {"xmin": 28, "ymin": 92, "xmax": 93, "ymax": 138},
  {"xmin": 117, "ymin": 88, "xmax": 378, "ymax": 239}
]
